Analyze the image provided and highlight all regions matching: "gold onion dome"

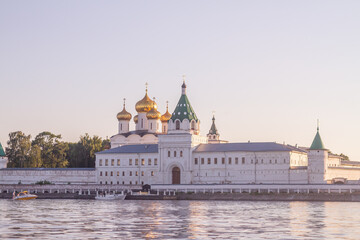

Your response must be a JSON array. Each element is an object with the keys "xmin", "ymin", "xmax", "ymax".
[
  {"xmin": 147, "ymin": 107, "xmax": 161, "ymax": 120},
  {"xmin": 117, "ymin": 99, "xmax": 132, "ymax": 121},
  {"xmin": 147, "ymin": 98, "xmax": 161, "ymax": 120},
  {"xmin": 134, "ymin": 115, "xmax": 138, "ymax": 123},
  {"xmin": 161, "ymin": 102, "xmax": 172, "ymax": 122},
  {"xmin": 135, "ymin": 88, "xmax": 157, "ymax": 113}
]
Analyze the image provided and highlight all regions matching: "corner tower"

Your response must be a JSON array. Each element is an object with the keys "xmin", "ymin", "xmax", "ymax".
[
  {"xmin": 0, "ymin": 143, "xmax": 8, "ymax": 169},
  {"xmin": 168, "ymin": 81, "xmax": 200, "ymax": 135},
  {"xmin": 308, "ymin": 122, "xmax": 328, "ymax": 183}
]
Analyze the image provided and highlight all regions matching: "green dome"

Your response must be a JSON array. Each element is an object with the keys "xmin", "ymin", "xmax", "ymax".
[
  {"xmin": 0, "ymin": 143, "xmax": 5, "ymax": 157},
  {"xmin": 309, "ymin": 128, "xmax": 326, "ymax": 150}
]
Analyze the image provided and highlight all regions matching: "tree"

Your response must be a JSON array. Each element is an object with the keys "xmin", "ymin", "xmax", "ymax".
[
  {"xmin": 6, "ymin": 131, "xmax": 32, "ymax": 168},
  {"xmin": 32, "ymin": 131, "xmax": 69, "ymax": 168}
]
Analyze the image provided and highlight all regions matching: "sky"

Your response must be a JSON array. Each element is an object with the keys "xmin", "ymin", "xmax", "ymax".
[{"xmin": 0, "ymin": 1, "xmax": 359, "ymax": 160}]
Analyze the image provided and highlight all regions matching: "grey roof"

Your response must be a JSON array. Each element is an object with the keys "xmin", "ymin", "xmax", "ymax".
[
  {"xmin": 194, "ymin": 142, "xmax": 307, "ymax": 153},
  {"xmin": 97, "ymin": 144, "xmax": 158, "ymax": 154},
  {"xmin": 0, "ymin": 168, "xmax": 95, "ymax": 171}
]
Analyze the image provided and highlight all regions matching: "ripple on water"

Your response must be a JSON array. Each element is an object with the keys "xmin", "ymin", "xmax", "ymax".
[{"xmin": 1, "ymin": 199, "xmax": 360, "ymax": 239}]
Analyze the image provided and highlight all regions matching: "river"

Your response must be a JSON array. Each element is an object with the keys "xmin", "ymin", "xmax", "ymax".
[{"xmin": 0, "ymin": 200, "xmax": 359, "ymax": 239}]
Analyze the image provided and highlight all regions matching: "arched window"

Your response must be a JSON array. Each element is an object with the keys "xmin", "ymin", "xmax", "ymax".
[
  {"xmin": 174, "ymin": 151, "xmax": 177, "ymax": 157},
  {"xmin": 141, "ymin": 119, "xmax": 143, "ymax": 128},
  {"xmin": 180, "ymin": 151, "xmax": 183, "ymax": 157},
  {"xmin": 191, "ymin": 120, "xmax": 196, "ymax": 130},
  {"xmin": 176, "ymin": 120, "xmax": 180, "ymax": 130},
  {"xmin": 163, "ymin": 126, "xmax": 166, "ymax": 133},
  {"xmin": 168, "ymin": 151, "xmax": 171, "ymax": 157},
  {"xmin": 120, "ymin": 124, "xmax": 122, "ymax": 131},
  {"xmin": 150, "ymin": 123, "xmax": 153, "ymax": 130}
]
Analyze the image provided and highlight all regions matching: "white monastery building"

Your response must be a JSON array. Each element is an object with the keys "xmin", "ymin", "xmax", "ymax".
[
  {"xmin": 1, "ymin": 81, "xmax": 360, "ymax": 185},
  {"xmin": 94, "ymin": 82, "xmax": 360, "ymax": 185}
]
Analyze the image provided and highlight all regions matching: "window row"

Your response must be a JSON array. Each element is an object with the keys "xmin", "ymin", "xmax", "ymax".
[
  {"xmin": 194, "ymin": 157, "xmax": 287, "ymax": 165},
  {"xmin": 99, "ymin": 181, "xmax": 144, "ymax": 185},
  {"xmin": 99, "ymin": 171, "xmax": 155, "ymax": 177},
  {"xmin": 99, "ymin": 158, "xmax": 158, "ymax": 166},
  {"xmin": 168, "ymin": 150, "xmax": 183, "ymax": 158}
]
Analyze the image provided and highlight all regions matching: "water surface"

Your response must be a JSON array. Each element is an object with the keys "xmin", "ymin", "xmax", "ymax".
[{"xmin": 0, "ymin": 200, "xmax": 359, "ymax": 239}]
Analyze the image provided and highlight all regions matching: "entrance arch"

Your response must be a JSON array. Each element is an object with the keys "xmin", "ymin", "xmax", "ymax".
[{"xmin": 172, "ymin": 167, "xmax": 180, "ymax": 184}]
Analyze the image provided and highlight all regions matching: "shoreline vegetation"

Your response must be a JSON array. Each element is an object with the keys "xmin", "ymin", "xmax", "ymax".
[{"xmin": 4, "ymin": 131, "xmax": 110, "ymax": 169}]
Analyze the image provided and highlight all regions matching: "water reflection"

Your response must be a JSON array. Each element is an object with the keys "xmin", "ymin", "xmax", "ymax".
[{"xmin": 1, "ymin": 199, "xmax": 360, "ymax": 239}]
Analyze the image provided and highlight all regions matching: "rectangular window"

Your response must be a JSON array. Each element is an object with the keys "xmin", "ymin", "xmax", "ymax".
[
  {"xmin": 154, "ymin": 158, "xmax": 158, "ymax": 165},
  {"xmin": 110, "ymin": 171, "xmax": 113, "ymax": 176},
  {"xmin": 194, "ymin": 158, "xmax": 198, "ymax": 165},
  {"xmin": 235, "ymin": 157, "xmax": 239, "ymax": 164},
  {"xmin": 275, "ymin": 159, "xmax": 277, "ymax": 164},
  {"xmin": 135, "ymin": 159, "xmax": 139, "ymax": 165},
  {"xmin": 136, "ymin": 171, "xmax": 138, "ymax": 176},
  {"xmin": 201, "ymin": 158, "xmax": 204, "ymax": 165},
  {"xmin": 117, "ymin": 159, "xmax": 120, "ymax": 166},
  {"xmin": 99, "ymin": 159, "xmax": 103, "ymax": 166},
  {"xmin": 100, "ymin": 171, "xmax": 102, "ymax": 176},
  {"xmin": 141, "ymin": 171, "xmax": 144, "ymax": 176},
  {"xmin": 222, "ymin": 158, "xmax": 225, "ymax": 164},
  {"xmin": 228, "ymin": 157, "xmax": 232, "ymax": 164},
  {"xmin": 242, "ymin": 157, "xmax": 245, "ymax": 164},
  {"xmin": 141, "ymin": 159, "xmax": 145, "ymax": 166},
  {"xmin": 148, "ymin": 159, "xmax": 152, "ymax": 165},
  {"xmin": 105, "ymin": 159, "xmax": 108, "ymax": 166},
  {"xmin": 117, "ymin": 171, "xmax": 119, "ymax": 176},
  {"xmin": 105, "ymin": 172, "xmax": 108, "ymax": 176},
  {"xmin": 151, "ymin": 171, "xmax": 154, "ymax": 176},
  {"xmin": 214, "ymin": 158, "xmax": 218, "ymax": 164},
  {"xmin": 129, "ymin": 159, "xmax": 132, "ymax": 166},
  {"xmin": 122, "ymin": 171, "xmax": 125, "ymax": 176},
  {"xmin": 111, "ymin": 159, "xmax": 114, "ymax": 166},
  {"xmin": 129, "ymin": 171, "xmax": 132, "ymax": 176},
  {"xmin": 208, "ymin": 158, "xmax": 211, "ymax": 164}
]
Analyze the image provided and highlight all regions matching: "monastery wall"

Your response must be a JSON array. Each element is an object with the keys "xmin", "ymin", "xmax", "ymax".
[
  {"xmin": 326, "ymin": 167, "xmax": 360, "ymax": 182},
  {"xmin": 0, "ymin": 169, "xmax": 95, "ymax": 184}
]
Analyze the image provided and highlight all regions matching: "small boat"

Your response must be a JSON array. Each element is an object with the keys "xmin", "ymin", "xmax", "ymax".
[
  {"xmin": 95, "ymin": 193, "xmax": 126, "ymax": 200},
  {"xmin": 13, "ymin": 191, "xmax": 38, "ymax": 200}
]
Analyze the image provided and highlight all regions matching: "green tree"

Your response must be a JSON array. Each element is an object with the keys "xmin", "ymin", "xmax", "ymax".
[
  {"xmin": 32, "ymin": 131, "xmax": 69, "ymax": 168},
  {"xmin": 6, "ymin": 131, "xmax": 32, "ymax": 168}
]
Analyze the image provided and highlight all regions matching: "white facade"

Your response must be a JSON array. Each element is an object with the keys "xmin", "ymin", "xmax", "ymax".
[{"xmin": 94, "ymin": 82, "xmax": 360, "ymax": 185}]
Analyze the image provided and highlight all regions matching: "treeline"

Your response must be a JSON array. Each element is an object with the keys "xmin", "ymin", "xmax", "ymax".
[{"xmin": 5, "ymin": 131, "xmax": 110, "ymax": 168}]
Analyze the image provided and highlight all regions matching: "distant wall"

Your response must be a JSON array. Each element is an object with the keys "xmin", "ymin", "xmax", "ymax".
[{"xmin": 0, "ymin": 168, "xmax": 95, "ymax": 184}]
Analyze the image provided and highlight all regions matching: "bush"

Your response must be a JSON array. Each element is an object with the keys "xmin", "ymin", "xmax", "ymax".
[{"xmin": 35, "ymin": 180, "xmax": 52, "ymax": 185}]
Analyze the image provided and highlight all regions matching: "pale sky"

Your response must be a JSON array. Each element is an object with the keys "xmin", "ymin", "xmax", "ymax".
[{"xmin": 1, "ymin": 1, "xmax": 359, "ymax": 160}]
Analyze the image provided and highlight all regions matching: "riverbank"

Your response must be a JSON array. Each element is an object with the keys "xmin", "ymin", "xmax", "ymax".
[
  {"xmin": 3, "ymin": 183, "xmax": 360, "ymax": 201},
  {"xmin": 2, "ymin": 191, "xmax": 360, "ymax": 202}
]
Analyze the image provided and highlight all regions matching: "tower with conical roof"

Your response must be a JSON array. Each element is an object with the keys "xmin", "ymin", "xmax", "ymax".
[
  {"xmin": 308, "ymin": 122, "xmax": 329, "ymax": 183},
  {"xmin": 168, "ymin": 80, "xmax": 200, "ymax": 135},
  {"xmin": 158, "ymin": 80, "xmax": 208, "ymax": 184},
  {"xmin": 0, "ymin": 143, "xmax": 8, "ymax": 169},
  {"xmin": 207, "ymin": 115, "xmax": 220, "ymax": 143}
]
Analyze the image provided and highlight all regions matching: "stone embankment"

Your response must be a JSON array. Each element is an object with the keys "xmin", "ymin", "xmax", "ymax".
[{"xmin": 2, "ymin": 184, "xmax": 360, "ymax": 201}]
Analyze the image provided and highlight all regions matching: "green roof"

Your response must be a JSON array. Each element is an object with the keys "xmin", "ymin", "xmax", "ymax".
[
  {"xmin": 170, "ymin": 92, "xmax": 199, "ymax": 122},
  {"xmin": 208, "ymin": 116, "xmax": 219, "ymax": 135},
  {"xmin": 0, "ymin": 143, "xmax": 5, "ymax": 157},
  {"xmin": 309, "ymin": 128, "xmax": 326, "ymax": 150}
]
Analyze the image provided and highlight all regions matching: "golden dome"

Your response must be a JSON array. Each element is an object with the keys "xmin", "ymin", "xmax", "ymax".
[
  {"xmin": 116, "ymin": 102, "xmax": 132, "ymax": 121},
  {"xmin": 160, "ymin": 102, "xmax": 172, "ymax": 122},
  {"xmin": 134, "ymin": 115, "xmax": 138, "ymax": 123},
  {"xmin": 146, "ymin": 106, "xmax": 161, "ymax": 120},
  {"xmin": 135, "ymin": 89, "xmax": 157, "ymax": 113}
]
